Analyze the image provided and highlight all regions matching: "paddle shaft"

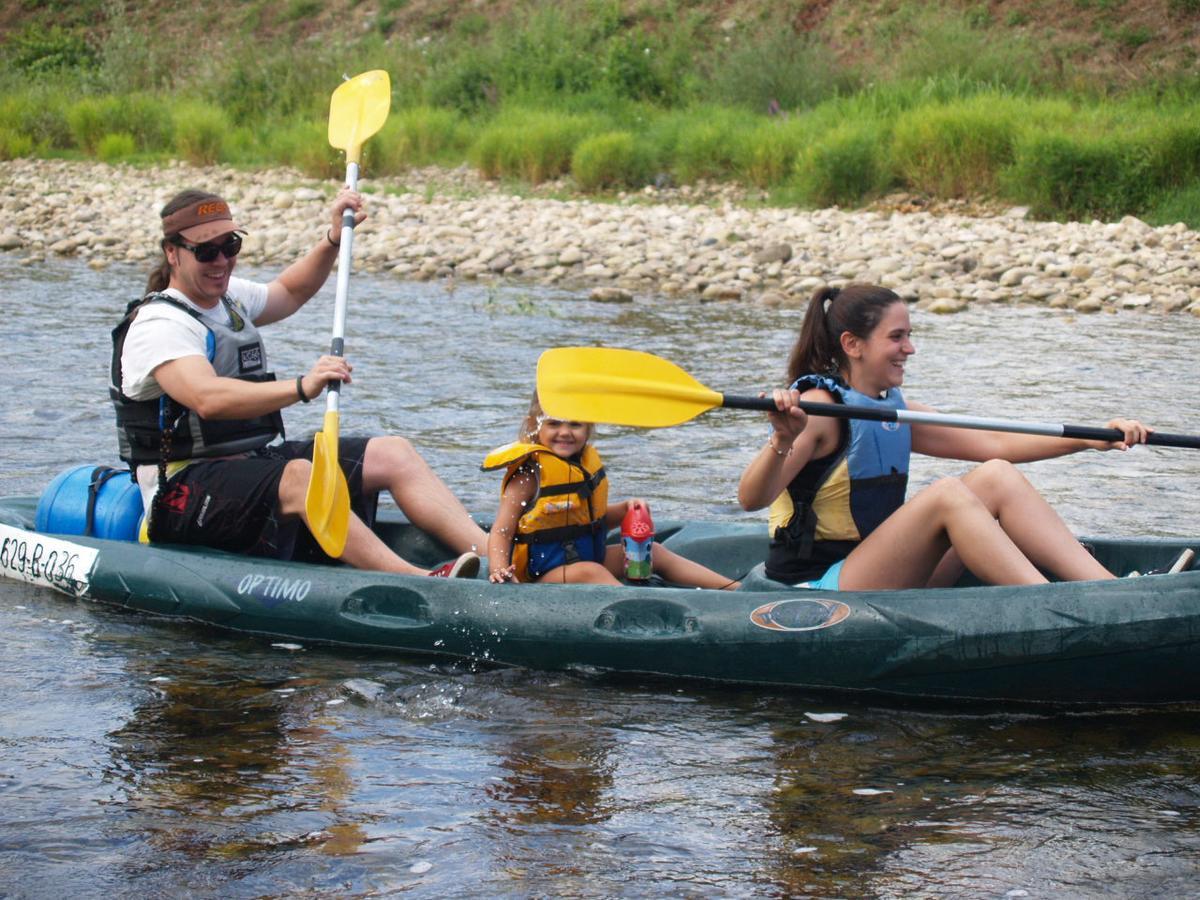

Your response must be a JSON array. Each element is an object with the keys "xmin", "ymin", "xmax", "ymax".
[
  {"xmin": 722, "ymin": 394, "xmax": 1200, "ymax": 449},
  {"xmin": 325, "ymin": 161, "xmax": 360, "ymax": 414}
]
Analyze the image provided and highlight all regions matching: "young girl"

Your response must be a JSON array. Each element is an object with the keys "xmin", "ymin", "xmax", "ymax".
[
  {"xmin": 484, "ymin": 393, "xmax": 739, "ymax": 589},
  {"xmin": 738, "ymin": 283, "xmax": 1153, "ymax": 590}
]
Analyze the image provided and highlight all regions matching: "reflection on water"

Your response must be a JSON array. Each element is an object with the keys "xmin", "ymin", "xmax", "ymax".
[{"xmin": 2, "ymin": 256, "xmax": 1200, "ymax": 896}]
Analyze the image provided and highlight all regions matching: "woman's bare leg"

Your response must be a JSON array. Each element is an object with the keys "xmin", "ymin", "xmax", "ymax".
[
  {"xmin": 959, "ymin": 459, "xmax": 1113, "ymax": 581},
  {"xmin": 927, "ymin": 548, "xmax": 965, "ymax": 588},
  {"xmin": 839, "ymin": 476, "xmax": 1047, "ymax": 590}
]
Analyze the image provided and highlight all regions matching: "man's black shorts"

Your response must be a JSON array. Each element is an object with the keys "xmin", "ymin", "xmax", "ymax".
[{"xmin": 146, "ymin": 437, "xmax": 378, "ymax": 564}]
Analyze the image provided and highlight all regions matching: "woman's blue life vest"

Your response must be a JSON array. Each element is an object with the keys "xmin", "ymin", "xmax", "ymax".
[
  {"xmin": 482, "ymin": 442, "xmax": 609, "ymax": 582},
  {"xmin": 765, "ymin": 374, "xmax": 911, "ymax": 584},
  {"xmin": 109, "ymin": 292, "xmax": 284, "ymax": 468}
]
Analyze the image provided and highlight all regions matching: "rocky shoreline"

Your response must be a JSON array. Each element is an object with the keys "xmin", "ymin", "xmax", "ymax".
[{"xmin": 4, "ymin": 158, "xmax": 1200, "ymax": 315}]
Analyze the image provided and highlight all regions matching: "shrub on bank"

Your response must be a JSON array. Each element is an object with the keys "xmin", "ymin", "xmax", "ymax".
[
  {"xmin": 669, "ymin": 106, "xmax": 758, "ymax": 183},
  {"xmin": 96, "ymin": 132, "xmax": 135, "ymax": 162},
  {"xmin": 705, "ymin": 27, "xmax": 854, "ymax": 113},
  {"xmin": 571, "ymin": 131, "xmax": 654, "ymax": 190},
  {"xmin": 733, "ymin": 118, "xmax": 809, "ymax": 188},
  {"xmin": 1003, "ymin": 118, "xmax": 1200, "ymax": 221},
  {"xmin": 470, "ymin": 109, "xmax": 603, "ymax": 182},
  {"xmin": 892, "ymin": 95, "xmax": 1020, "ymax": 196},
  {"xmin": 265, "ymin": 119, "xmax": 342, "ymax": 180},
  {"xmin": 66, "ymin": 94, "xmax": 172, "ymax": 154},
  {"xmin": 884, "ymin": 5, "xmax": 1044, "ymax": 92},
  {"xmin": 0, "ymin": 127, "xmax": 34, "ymax": 160},
  {"xmin": 173, "ymin": 102, "xmax": 230, "ymax": 166},
  {"xmin": 793, "ymin": 121, "xmax": 895, "ymax": 207},
  {"xmin": 1145, "ymin": 180, "xmax": 1200, "ymax": 228},
  {"xmin": 0, "ymin": 89, "xmax": 72, "ymax": 151},
  {"xmin": 366, "ymin": 106, "xmax": 475, "ymax": 174}
]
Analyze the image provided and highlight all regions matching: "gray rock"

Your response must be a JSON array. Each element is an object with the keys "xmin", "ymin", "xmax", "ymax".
[
  {"xmin": 589, "ymin": 287, "xmax": 633, "ymax": 303},
  {"xmin": 753, "ymin": 243, "xmax": 793, "ymax": 265}
]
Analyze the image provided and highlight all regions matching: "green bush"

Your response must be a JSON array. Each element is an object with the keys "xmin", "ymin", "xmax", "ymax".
[
  {"xmin": 1141, "ymin": 121, "xmax": 1200, "ymax": 188},
  {"xmin": 1004, "ymin": 131, "xmax": 1146, "ymax": 220},
  {"xmin": 66, "ymin": 98, "xmax": 106, "ymax": 153},
  {"xmin": 601, "ymin": 28, "xmax": 689, "ymax": 105},
  {"xmin": 66, "ymin": 94, "xmax": 173, "ymax": 154},
  {"xmin": 173, "ymin": 103, "xmax": 230, "ymax": 166},
  {"xmin": 705, "ymin": 27, "xmax": 856, "ymax": 112},
  {"xmin": 0, "ymin": 128, "xmax": 35, "ymax": 160},
  {"xmin": 94, "ymin": 0, "xmax": 162, "ymax": 92},
  {"xmin": 426, "ymin": 55, "xmax": 500, "ymax": 113},
  {"xmin": 470, "ymin": 109, "xmax": 602, "ymax": 182},
  {"xmin": 670, "ymin": 106, "xmax": 758, "ymax": 183},
  {"xmin": 892, "ymin": 95, "xmax": 1020, "ymax": 196},
  {"xmin": 366, "ymin": 106, "xmax": 474, "ymax": 173},
  {"xmin": 7, "ymin": 24, "xmax": 97, "ymax": 74},
  {"xmin": 207, "ymin": 51, "xmax": 342, "ymax": 125},
  {"xmin": 96, "ymin": 132, "xmax": 136, "ymax": 162},
  {"xmin": 0, "ymin": 90, "xmax": 73, "ymax": 149},
  {"xmin": 881, "ymin": 5, "xmax": 1044, "ymax": 91},
  {"xmin": 733, "ymin": 119, "xmax": 809, "ymax": 188},
  {"xmin": 426, "ymin": 3, "xmax": 695, "ymax": 110},
  {"xmin": 264, "ymin": 119, "xmax": 342, "ymax": 179},
  {"xmin": 571, "ymin": 131, "xmax": 653, "ymax": 190},
  {"xmin": 1145, "ymin": 180, "xmax": 1200, "ymax": 228},
  {"xmin": 793, "ymin": 121, "xmax": 894, "ymax": 207}
]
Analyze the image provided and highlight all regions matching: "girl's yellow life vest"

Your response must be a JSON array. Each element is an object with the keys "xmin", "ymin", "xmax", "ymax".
[{"xmin": 482, "ymin": 441, "xmax": 609, "ymax": 581}]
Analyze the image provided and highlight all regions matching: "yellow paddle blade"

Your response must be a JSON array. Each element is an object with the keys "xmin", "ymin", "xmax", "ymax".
[
  {"xmin": 536, "ymin": 347, "xmax": 724, "ymax": 428},
  {"xmin": 328, "ymin": 70, "xmax": 391, "ymax": 165},
  {"xmin": 305, "ymin": 410, "xmax": 350, "ymax": 558}
]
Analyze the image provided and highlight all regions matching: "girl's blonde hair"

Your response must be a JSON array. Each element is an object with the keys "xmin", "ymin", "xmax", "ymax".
[{"xmin": 518, "ymin": 390, "xmax": 594, "ymax": 444}]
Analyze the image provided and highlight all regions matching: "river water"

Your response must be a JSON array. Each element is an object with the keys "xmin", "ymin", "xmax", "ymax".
[{"xmin": 2, "ymin": 255, "xmax": 1199, "ymax": 897}]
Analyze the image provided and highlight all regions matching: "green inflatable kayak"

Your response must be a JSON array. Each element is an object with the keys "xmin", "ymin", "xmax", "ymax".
[{"xmin": 2, "ymin": 493, "xmax": 1198, "ymax": 707}]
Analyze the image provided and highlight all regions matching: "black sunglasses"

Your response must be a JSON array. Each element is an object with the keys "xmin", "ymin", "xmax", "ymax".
[{"xmin": 170, "ymin": 234, "xmax": 242, "ymax": 263}]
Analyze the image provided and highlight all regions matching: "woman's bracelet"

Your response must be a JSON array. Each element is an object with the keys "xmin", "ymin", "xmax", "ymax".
[
  {"xmin": 296, "ymin": 375, "xmax": 311, "ymax": 403},
  {"xmin": 768, "ymin": 437, "xmax": 792, "ymax": 457},
  {"xmin": 325, "ymin": 228, "xmax": 339, "ymax": 248}
]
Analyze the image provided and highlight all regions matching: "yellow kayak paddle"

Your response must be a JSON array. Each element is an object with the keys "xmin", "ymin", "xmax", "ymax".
[
  {"xmin": 536, "ymin": 347, "xmax": 1200, "ymax": 448},
  {"xmin": 305, "ymin": 70, "xmax": 391, "ymax": 558}
]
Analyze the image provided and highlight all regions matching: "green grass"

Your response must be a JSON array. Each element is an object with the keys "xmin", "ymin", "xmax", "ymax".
[
  {"xmin": 571, "ymin": 131, "xmax": 654, "ymax": 190},
  {"xmin": 172, "ymin": 102, "xmax": 230, "ymax": 166},
  {"xmin": 792, "ymin": 119, "xmax": 896, "ymax": 207},
  {"xmin": 470, "ymin": 108, "xmax": 607, "ymax": 182},
  {"xmin": 1146, "ymin": 181, "xmax": 1200, "ymax": 228},
  {"xmin": 891, "ymin": 94, "xmax": 1022, "ymax": 196},
  {"xmin": 96, "ymin": 131, "xmax": 135, "ymax": 162}
]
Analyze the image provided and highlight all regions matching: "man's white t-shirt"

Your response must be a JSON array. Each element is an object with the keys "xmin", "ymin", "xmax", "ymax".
[
  {"xmin": 120, "ymin": 277, "xmax": 270, "ymax": 504},
  {"xmin": 121, "ymin": 277, "xmax": 269, "ymax": 400}
]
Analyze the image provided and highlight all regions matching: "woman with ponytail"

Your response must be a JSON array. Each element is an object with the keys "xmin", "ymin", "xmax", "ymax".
[{"xmin": 738, "ymin": 283, "xmax": 1151, "ymax": 590}]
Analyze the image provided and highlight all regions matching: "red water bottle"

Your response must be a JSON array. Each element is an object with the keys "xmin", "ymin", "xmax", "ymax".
[{"xmin": 621, "ymin": 502, "xmax": 654, "ymax": 581}]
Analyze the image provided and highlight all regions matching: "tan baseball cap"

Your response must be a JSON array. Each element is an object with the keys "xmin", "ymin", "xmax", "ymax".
[{"xmin": 161, "ymin": 196, "xmax": 246, "ymax": 243}]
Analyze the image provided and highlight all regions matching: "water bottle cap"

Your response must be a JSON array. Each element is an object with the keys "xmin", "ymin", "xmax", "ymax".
[{"xmin": 626, "ymin": 522, "xmax": 653, "ymax": 539}]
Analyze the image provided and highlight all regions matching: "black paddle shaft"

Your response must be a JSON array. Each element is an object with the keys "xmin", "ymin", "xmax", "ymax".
[{"xmin": 720, "ymin": 394, "xmax": 1200, "ymax": 449}]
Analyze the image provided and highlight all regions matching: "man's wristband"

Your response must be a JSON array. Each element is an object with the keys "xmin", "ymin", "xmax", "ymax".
[
  {"xmin": 325, "ymin": 229, "xmax": 339, "ymax": 248},
  {"xmin": 296, "ymin": 375, "xmax": 311, "ymax": 403}
]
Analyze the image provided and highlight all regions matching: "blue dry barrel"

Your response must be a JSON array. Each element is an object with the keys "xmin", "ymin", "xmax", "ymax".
[{"xmin": 35, "ymin": 465, "xmax": 144, "ymax": 541}]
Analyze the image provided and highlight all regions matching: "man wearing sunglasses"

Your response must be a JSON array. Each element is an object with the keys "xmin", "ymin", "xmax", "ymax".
[{"xmin": 110, "ymin": 188, "xmax": 485, "ymax": 578}]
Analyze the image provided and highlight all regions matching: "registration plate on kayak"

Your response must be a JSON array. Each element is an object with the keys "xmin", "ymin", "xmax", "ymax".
[{"xmin": 0, "ymin": 523, "xmax": 97, "ymax": 598}]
